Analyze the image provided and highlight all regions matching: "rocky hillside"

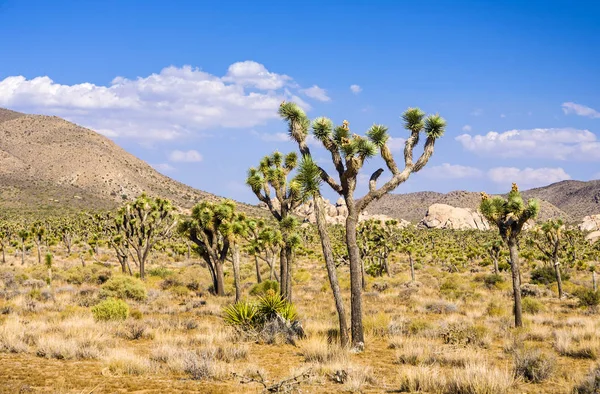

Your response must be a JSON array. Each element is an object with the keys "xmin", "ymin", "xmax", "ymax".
[
  {"xmin": 369, "ymin": 186, "xmax": 592, "ymax": 224},
  {"xmin": 0, "ymin": 108, "xmax": 262, "ymax": 216}
]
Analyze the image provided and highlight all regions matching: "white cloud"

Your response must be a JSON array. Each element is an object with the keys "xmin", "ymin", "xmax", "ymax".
[
  {"xmin": 151, "ymin": 163, "xmax": 175, "ymax": 173},
  {"xmin": 462, "ymin": 125, "xmax": 472, "ymax": 132},
  {"xmin": 387, "ymin": 137, "xmax": 406, "ymax": 152},
  {"xmin": 168, "ymin": 150, "xmax": 203, "ymax": 163},
  {"xmin": 0, "ymin": 61, "xmax": 322, "ymax": 141},
  {"xmin": 422, "ymin": 163, "xmax": 483, "ymax": 179},
  {"xmin": 221, "ymin": 61, "xmax": 291, "ymax": 90},
  {"xmin": 350, "ymin": 84, "xmax": 362, "ymax": 94},
  {"xmin": 500, "ymin": 114, "xmax": 506, "ymax": 118},
  {"xmin": 487, "ymin": 167, "xmax": 571, "ymax": 189},
  {"xmin": 251, "ymin": 130, "xmax": 289, "ymax": 142},
  {"xmin": 456, "ymin": 127, "xmax": 600, "ymax": 161},
  {"xmin": 301, "ymin": 85, "xmax": 330, "ymax": 102},
  {"xmin": 471, "ymin": 108, "xmax": 483, "ymax": 116},
  {"xmin": 562, "ymin": 102, "xmax": 600, "ymax": 119}
]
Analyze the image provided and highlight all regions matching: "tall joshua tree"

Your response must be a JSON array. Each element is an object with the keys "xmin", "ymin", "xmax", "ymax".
[
  {"xmin": 529, "ymin": 219, "xmax": 566, "ymax": 299},
  {"xmin": 246, "ymin": 151, "xmax": 303, "ymax": 302},
  {"xmin": 480, "ymin": 183, "xmax": 539, "ymax": 327},
  {"xmin": 297, "ymin": 155, "xmax": 349, "ymax": 347},
  {"xmin": 280, "ymin": 101, "xmax": 446, "ymax": 350},
  {"xmin": 115, "ymin": 194, "xmax": 178, "ymax": 279}
]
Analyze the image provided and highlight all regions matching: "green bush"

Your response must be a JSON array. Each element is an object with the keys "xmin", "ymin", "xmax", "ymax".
[
  {"xmin": 91, "ymin": 298, "xmax": 129, "ymax": 321},
  {"xmin": 147, "ymin": 267, "xmax": 174, "ymax": 279},
  {"xmin": 531, "ymin": 265, "xmax": 569, "ymax": 285},
  {"xmin": 522, "ymin": 297, "xmax": 544, "ymax": 314},
  {"xmin": 574, "ymin": 288, "xmax": 600, "ymax": 308},
  {"xmin": 223, "ymin": 300, "xmax": 258, "ymax": 329},
  {"xmin": 484, "ymin": 274, "xmax": 505, "ymax": 289},
  {"xmin": 439, "ymin": 322, "xmax": 488, "ymax": 348},
  {"xmin": 99, "ymin": 276, "xmax": 147, "ymax": 301},
  {"xmin": 222, "ymin": 289, "xmax": 297, "ymax": 330},
  {"xmin": 498, "ymin": 261, "xmax": 511, "ymax": 272},
  {"xmin": 249, "ymin": 280, "xmax": 279, "ymax": 296}
]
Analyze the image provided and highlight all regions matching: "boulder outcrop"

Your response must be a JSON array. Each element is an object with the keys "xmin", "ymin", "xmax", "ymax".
[
  {"xmin": 419, "ymin": 203, "xmax": 490, "ymax": 230},
  {"xmin": 580, "ymin": 214, "xmax": 600, "ymax": 232}
]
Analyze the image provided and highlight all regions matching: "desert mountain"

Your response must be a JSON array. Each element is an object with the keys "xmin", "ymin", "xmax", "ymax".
[
  {"xmin": 370, "ymin": 181, "xmax": 600, "ymax": 224},
  {"xmin": 0, "ymin": 108, "xmax": 262, "ymax": 216}
]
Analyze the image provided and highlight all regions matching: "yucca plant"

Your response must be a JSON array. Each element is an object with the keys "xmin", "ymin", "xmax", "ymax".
[
  {"xmin": 257, "ymin": 289, "xmax": 288, "ymax": 321},
  {"xmin": 223, "ymin": 300, "xmax": 258, "ymax": 329}
]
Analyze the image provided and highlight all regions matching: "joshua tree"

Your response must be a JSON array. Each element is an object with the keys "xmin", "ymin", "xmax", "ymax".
[
  {"xmin": 528, "ymin": 219, "xmax": 566, "ymax": 299},
  {"xmin": 246, "ymin": 151, "xmax": 303, "ymax": 302},
  {"xmin": 17, "ymin": 228, "xmax": 30, "ymax": 265},
  {"xmin": 229, "ymin": 212, "xmax": 248, "ymax": 303},
  {"xmin": 114, "ymin": 194, "xmax": 178, "ymax": 279},
  {"xmin": 296, "ymin": 155, "xmax": 349, "ymax": 347},
  {"xmin": 179, "ymin": 200, "xmax": 237, "ymax": 296},
  {"xmin": 245, "ymin": 219, "xmax": 282, "ymax": 283},
  {"xmin": 0, "ymin": 222, "xmax": 13, "ymax": 264},
  {"xmin": 280, "ymin": 101, "xmax": 445, "ymax": 349},
  {"xmin": 30, "ymin": 222, "xmax": 46, "ymax": 265},
  {"xmin": 485, "ymin": 238, "xmax": 504, "ymax": 275},
  {"xmin": 480, "ymin": 183, "xmax": 539, "ymax": 327}
]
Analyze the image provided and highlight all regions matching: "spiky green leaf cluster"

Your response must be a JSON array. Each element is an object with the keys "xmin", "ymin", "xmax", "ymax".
[{"xmin": 366, "ymin": 124, "xmax": 389, "ymax": 147}]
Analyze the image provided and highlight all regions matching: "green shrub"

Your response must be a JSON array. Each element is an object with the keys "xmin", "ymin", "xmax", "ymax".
[
  {"xmin": 249, "ymin": 280, "xmax": 279, "ymax": 296},
  {"xmin": 484, "ymin": 274, "xmax": 505, "ymax": 289},
  {"xmin": 257, "ymin": 290, "xmax": 287, "ymax": 321},
  {"xmin": 531, "ymin": 265, "xmax": 569, "ymax": 285},
  {"xmin": 99, "ymin": 276, "xmax": 147, "ymax": 301},
  {"xmin": 147, "ymin": 267, "xmax": 174, "ymax": 279},
  {"xmin": 498, "ymin": 261, "xmax": 511, "ymax": 272},
  {"xmin": 170, "ymin": 285, "xmax": 190, "ymax": 297},
  {"xmin": 223, "ymin": 300, "xmax": 258, "ymax": 329},
  {"xmin": 91, "ymin": 298, "xmax": 129, "ymax": 321},
  {"xmin": 574, "ymin": 288, "xmax": 600, "ymax": 308},
  {"xmin": 293, "ymin": 269, "xmax": 311, "ymax": 283},
  {"xmin": 522, "ymin": 297, "xmax": 544, "ymax": 314}
]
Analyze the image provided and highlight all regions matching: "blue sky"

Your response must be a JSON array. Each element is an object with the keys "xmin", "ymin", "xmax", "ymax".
[{"xmin": 1, "ymin": 0, "xmax": 599, "ymax": 204}]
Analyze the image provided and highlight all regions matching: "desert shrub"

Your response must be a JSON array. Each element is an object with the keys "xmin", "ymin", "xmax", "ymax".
[
  {"xmin": 530, "ymin": 265, "xmax": 569, "ymax": 285},
  {"xmin": 425, "ymin": 301, "xmax": 458, "ymax": 314},
  {"xmin": 486, "ymin": 300, "xmax": 505, "ymax": 317},
  {"xmin": 249, "ymin": 280, "xmax": 279, "ymax": 296},
  {"xmin": 147, "ymin": 267, "xmax": 173, "ymax": 279},
  {"xmin": 65, "ymin": 266, "xmax": 112, "ymax": 285},
  {"xmin": 522, "ymin": 297, "xmax": 544, "ymax": 314},
  {"xmin": 293, "ymin": 269, "xmax": 311, "ymax": 283},
  {"xmin": 256, "ymin": 290, "xmax": 296, "ymax": 322},
  {"xmin": 574, "ymin": 288, "xmax": 600, "ymax": 308},
  {"xmin": 574, "ymin": 364, "xmax": 600, "ymax": 393},
  {"xmin": 408, "ymin": 319, "xmax": 434, "ymax": 336},
  {"xmin": 169, "ymin": 285, "xmax": 190, "ymax": 297},
  {"xmin": 484, "ymin": 274, "xmax": 504, "ymax": 289},
  {"xmin": 498, "ymin": 260, "xmax": 511, "ymax": 272},
  {"xmin": 99, "ymin": 276, "xmax": 147, "ymax": 301},
  {"xmin": 439, "ymin": 322, "xmax": 489, "ymax": 348},
  {"xmin": 91, "ymin": 298, "xmax": 129, "ymax": 321},
  {"xmin": 513, "ymin": 348, "xmax": 555, "ymax": 383},
  {"xmin": 364, "ymin": 312, "xmax": 390, "ymax": 337},
  {"xmin": 160, "ymin": 275, "xmax": 184, "ymax": 289}
]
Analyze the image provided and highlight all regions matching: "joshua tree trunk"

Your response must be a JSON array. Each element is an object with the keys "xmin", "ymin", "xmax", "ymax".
[
  {"xmin": 492, "ymin": 257, "xmax": 499, "ymax": 275},
  {"xmin": 36, "ymin": 245, "xmax": 41, "ymax": 265},
  {"xmin": 409, "ymin": 253, "xmax": 416, "ymax": 282},
  {"xmin": 1, "ymin": 248, "xmax": 5, "ymax": 264},
  {"xmin": 345, "ymin": 205, "xmax": 365, "ymax": 349},
  {"xmin": 214, "ymin": 262, "xmax": 226, "ymax": 296},
  {"xmin": 80, "ymin": 255, "xmax": 86, "ymax": 267},
  {"xmin": 508, "ymin": 237, "xmax": 523, "ymax": 328},
  {"xmin": 315, "ymin": 195, "xmax": 349, "ymax": 347},
  {"xmin": 21, "ymin": 242, "xmax": 25, "ymax": 265},
  {"xmin": 552, "ymin": 245, "xmax": 563, "ymax": 299},
  {"xmin": 593, "ymin": 271, "xmax": 597, "ymax": 292},
  {"xmin": 232, "ymin": 244, "xmax": 242, "ymax": 303},
  {"xmin": 361, "ymin": 258, "xmax": 367, "ymax": 290},
  {"xmin": 254, "ymin": 255, "xmax": 262, "ymax": 284},
  {"xmin": 285, "ymin": 245, "xmax": 293, "ymax": 302}
]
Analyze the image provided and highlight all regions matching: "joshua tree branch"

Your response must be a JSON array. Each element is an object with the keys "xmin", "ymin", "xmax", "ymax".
[{"xmin": 369, "ymin": 169, "xmax": 384, "ymax": 192}]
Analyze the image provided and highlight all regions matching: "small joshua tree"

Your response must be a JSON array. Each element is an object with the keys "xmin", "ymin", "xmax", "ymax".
[
  {"xmin": 246, "ymin": 151, "xmax": 303, "ymax": 302},
  {"xmin": 528, "ymin": 219, "xmax": 566, "ymax": 299},
  {"xmin": 280, "ymin": 101, "xmax": 445, "ymax": 349},
  {"xmin": 179, "ymin": 200, "xmax": 241, "ymax": 297},
  {"xmin": 480, "ymin": 183, "xmax": 539, "ymax": 327},
  {"xmin": 115, "ymin": 193, "xmax": 178, "ymax": 279}
]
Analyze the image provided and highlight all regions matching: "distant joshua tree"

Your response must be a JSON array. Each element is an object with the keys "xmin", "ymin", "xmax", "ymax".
[{"xmin": 480, "ymin": 183, "xmax": 539, "ymax": 327}]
